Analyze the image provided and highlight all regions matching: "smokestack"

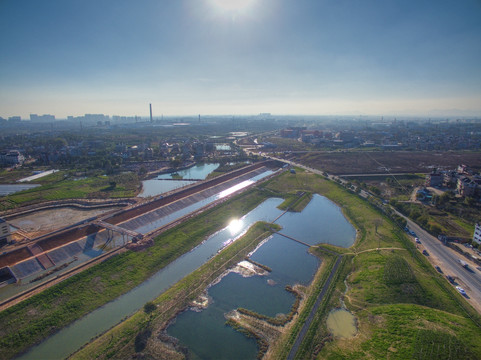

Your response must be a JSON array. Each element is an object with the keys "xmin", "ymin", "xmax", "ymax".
[{"xmin": 150, "ymin": 103, "xmax": 153, "ymax": 123}]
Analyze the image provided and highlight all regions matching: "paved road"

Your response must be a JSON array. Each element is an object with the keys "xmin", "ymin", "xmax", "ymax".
[
  {"xmin": 287, "ymin": 255, "xmax": 343, "ymax": 360},
  {"xmin": 404, "ymin": 217, "xmax": 481, "ymax": 312}
]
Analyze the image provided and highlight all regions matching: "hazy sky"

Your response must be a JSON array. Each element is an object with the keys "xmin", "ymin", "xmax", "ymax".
[{"xmin": 1, "ymin": 0, "xmax": 481, "ymax": 118}]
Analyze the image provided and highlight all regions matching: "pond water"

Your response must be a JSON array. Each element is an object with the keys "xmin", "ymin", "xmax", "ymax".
[
  {"xmin": 326, "ymin": 308, "xmax": 357, "ymax": 338},
  {"xmin": 0, "ymin": 184, "xmax": 40, "ymax": 196},
  {"xmin": 157, "ymin": 163, "xmax": 220, "ymax": 180},
  {"xmin": 138, "ymin": 163, "xmax": 220, "ymax": 198},
  {"xmin": 167, "ymin": 194, "xmax": 356, "ymax": 360},
  {"xmin": 18, "ymin": 197, "xmax": 283, "ymax": 360},
  {"xmin": 19, "ymin": 192, "xmax": 356, "ymax": 360}
]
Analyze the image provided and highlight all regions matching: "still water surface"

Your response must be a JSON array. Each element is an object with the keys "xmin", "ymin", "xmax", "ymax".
[
  {"xmin": 19, "ymin": 193, "xmax": 355, "ymax": 359},
  {"xmin": 167, "ymin": 194, "xmax": 356, "ymax": 359}
]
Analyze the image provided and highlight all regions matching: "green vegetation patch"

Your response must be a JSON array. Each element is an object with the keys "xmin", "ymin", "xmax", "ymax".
[
  {"xmin": 278, "ymin": 191, "xmax": 312, "ymax": 212},
  {"xmin": 5, "ymin": 172, "xmax": 139, "ymax": 207},
  {"xmin": 72, "ymin": 221, "xmax": 279, "ymax": 360},
  {"xmin": 0, "ymin": 188, "xmax": 270, "ymax": 359},
  {"xmin": 357, "ymin": 304, "xmax": 481, "ymax": 360},
  {"xmin": 384, "ymin": 255, "xmax": 416, "ymax": 285},
  {"xmin": 412, "ymin": 329, "xmax": 474, "ymax": 360}
]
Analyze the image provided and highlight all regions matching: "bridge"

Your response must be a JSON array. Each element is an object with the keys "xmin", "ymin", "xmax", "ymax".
[{"xmin": 94, "ymin": 220, "xmax": 143, "ymax": 241}]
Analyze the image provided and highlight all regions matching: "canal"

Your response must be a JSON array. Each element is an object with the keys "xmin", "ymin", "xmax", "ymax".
[{"xmin": 18, "ymin": 190, "xmax": 356, "ymax": 359}]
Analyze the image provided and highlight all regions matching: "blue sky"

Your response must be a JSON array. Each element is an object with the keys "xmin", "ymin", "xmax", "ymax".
[{"xmin": 1, "ymin": 0, "xmax": 480, "ymax": 118}]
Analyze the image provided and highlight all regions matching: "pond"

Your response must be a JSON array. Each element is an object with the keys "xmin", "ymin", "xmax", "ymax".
[
  {"xmin": 326, "ymin": 308, "xmax": 357, "ymax": 338},
  {"xmin": 19, "ymin": 193, "xmax": 356, "ymax": 360},
  {"xmin": 139, "ymin": 163, "xmax": 220, "ymax": 197},
  {"xmin": 167, "ymin": 194, "xmax": 356, "ymax": 359}
]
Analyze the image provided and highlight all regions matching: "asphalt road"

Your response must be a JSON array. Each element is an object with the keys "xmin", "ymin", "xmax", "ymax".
[{"xmin": 404, "ymin": 217, "xmax": 481, "ymax": 311}]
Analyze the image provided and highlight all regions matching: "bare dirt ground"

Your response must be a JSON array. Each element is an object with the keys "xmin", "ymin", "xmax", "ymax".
[
  {"xmin": 286, "ymin": 151, "xmax": 481, "ymax": 175},
  {"xmin": 9, "ymin": 207, "xmax": 122, "ymax": 238}
]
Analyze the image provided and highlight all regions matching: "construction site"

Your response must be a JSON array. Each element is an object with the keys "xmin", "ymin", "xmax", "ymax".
[{"xmin": 0, "ymin": 161, "xmax": 281, "ymax": 308}]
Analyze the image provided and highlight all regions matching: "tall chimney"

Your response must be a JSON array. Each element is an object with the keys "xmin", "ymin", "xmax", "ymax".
[{"xmin": 150, "ymin": 103, "xmax": 153, "ymax": 123}]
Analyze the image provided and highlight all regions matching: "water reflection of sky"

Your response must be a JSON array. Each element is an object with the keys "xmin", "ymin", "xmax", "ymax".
[{"xmin": 168, "ymin": 193, "xmax": 356, "ymax": 360}]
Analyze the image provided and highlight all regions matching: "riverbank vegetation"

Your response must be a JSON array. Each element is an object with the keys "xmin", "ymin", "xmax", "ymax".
[
  {"xmin": 71, "ymin": 221, "xmax": 280, "ymax": 360},
  {"xmin": 261, "ymin": 169, "xmax": 481, "ymax": 359},
  {"xmin": 0, "ymin": 188, "xmax": 271, "ymax": 359},
  {"xmin": 4, "ymin": 167, "xmax": 481, "ymax": 359},
  {"xmin": 277, "ymin": 191, "xmax": 312, "ymax": 212},
  {"xmin": 2, "ymin": 171, "xmax": 139, "ymax": 209}
]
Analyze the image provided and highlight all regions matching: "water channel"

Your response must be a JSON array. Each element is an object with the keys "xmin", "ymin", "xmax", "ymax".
[
  {"xmin": 18, "ymin": 192, "xmax": 356, "ymax": 359},
  {"xmin": 139, "ymin": 163, "xmax": 220, "ymax": 197},
  {"xmin": 167, "ymin": 194, "xmax": 356, "ymax": 359}
]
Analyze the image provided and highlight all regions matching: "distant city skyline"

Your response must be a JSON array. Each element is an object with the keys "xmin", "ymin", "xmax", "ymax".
[{"xmin": 1, "ymin": 0, "xmax": 481, "ymax": 118}]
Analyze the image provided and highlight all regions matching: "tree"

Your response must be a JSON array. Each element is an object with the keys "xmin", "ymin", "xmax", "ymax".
[
  {"xmin": 144, "ymin": 301, "xmax": 156, "ymax": 315},
  {"xmin": 373, "ymin": 218, "xmax": 383, "ymax": 234}
]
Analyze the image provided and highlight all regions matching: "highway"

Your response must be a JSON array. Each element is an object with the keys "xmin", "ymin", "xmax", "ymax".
[{"xmin": 404, "ymin": 217, "xmax": 481, "ymax": 312}]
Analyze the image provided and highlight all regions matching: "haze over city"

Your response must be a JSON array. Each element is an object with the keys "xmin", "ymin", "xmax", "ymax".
[{"xmin": 1, "ymin": 0, "xmax": 481, "ymax": 118}]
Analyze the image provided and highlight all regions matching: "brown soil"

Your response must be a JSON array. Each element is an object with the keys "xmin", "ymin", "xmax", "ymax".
[
  {"xmin": 9, "ymin": 207, "xmax": 122, "ymax": 238},
  {"xmin": 287, "ymin": 151, "xmax": 481, "ymax": 175}
]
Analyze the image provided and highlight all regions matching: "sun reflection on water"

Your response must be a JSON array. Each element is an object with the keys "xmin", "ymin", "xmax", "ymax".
[{"xmin": 228, "ymin": 218, "xmax": 243, "ymax": 235}]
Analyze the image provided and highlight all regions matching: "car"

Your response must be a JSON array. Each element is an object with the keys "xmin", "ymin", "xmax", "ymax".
[
  {"xmin": 456, "ymin": 286, "xmax": 467, "ymax": 296},
  {"xmin": 447, "ymin": 275, "xmax": 455, "ymax": 283},
  {"xmin": 422, "ymin": 250, "xmax": 429, "ymax": 256},
  {"xmin": 415, "ymin": 238, "xmax": 421, "ymax": 244},
  {"xmin": 435, "ymin": 266, "xmax": 443, "ymax": 273}
]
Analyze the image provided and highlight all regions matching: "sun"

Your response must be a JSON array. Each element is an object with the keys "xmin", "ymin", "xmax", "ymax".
[{"xmin": 209, "ymin": 0, "xmax": 256, "ymax": 13}]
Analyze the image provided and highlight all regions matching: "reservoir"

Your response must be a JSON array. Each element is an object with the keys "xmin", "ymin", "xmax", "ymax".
[
  {"xmin": 167, "ymin": 194, "xmax": 355, "ymax": 359},
  {"xmin": 18, "ymin": 194, "xmax": 356, "ymax": 359}
]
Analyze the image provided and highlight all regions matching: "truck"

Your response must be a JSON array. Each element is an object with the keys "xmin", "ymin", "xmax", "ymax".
[{"xmin": 458, "ymin": 259, "xmax": 469, "ymax": 269}]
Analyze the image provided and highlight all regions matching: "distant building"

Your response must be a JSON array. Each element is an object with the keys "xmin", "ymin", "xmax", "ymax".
[
  {"xmin": 457, "ymin": 176, "xmax": 477, "ymax": 197},
  {"xmin": 425, "ymin": 171, "xmax": 443, "ymax": 187},
  {"xmin": 443, "ymin": 171, "xmax": 458, "ymax": 188},
  {"xmin": 0, "ymin": 218, "xmax": 12, "ymax": 247},
  {"xmin": 0, "ymin": 150, "xmax": 25, "ymax": 165},
  {"xmin": 8, "ymin": 116, "xmax": 21, "ymax": 123},
  {"xmin": 30, "ymin": 114, "xmax": 55, "ymax": 122},
  {"xmin": 473, "ymin": 223, "xmax": 481, "ymax": 245}
]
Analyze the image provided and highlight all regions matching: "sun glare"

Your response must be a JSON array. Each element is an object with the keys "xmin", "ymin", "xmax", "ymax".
[
  {"xmin": 228, "ymin": 218, "xmax": 243, "ymax": 235},
  {"xmin": 209, "ymin": 0, "xmax": 256, "ymax": 13}
]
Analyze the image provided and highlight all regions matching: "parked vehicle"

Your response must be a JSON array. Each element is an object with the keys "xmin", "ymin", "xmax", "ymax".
[
  {"xmin": 456, "ymin": 286, "xmax": 467, "ymax": 296},
  {"xmin": 458, "ymin": 259, "xmax": 469, "ymax": 269},
  {"xmin": 415, "ymin": 237, "xmax": 421, "ymax": 244},
  {"xmin": 447, "ymin": 275, "xmax": 455, "ymax": 283},
  {"xmin": 435, "ymin": 266, "xmax": 443, "ymax": 273},
  {"xmin": 422, "ymin": 250, "xmax": 429, "ymax": 256}
]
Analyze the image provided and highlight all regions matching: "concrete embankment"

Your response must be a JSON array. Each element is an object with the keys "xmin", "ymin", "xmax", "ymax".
[{"xmin": 0, "ymin": 161, "xmax": 279, "ymax": 280}]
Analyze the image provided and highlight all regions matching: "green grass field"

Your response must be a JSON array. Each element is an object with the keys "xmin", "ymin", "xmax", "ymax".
[
  {"xmin": 3, "ymin": 172, "xmax": 140, "ymax": 208},
  {"xmin": 258, "ymin": 169, "xmax": 481, "ymax": 359}
]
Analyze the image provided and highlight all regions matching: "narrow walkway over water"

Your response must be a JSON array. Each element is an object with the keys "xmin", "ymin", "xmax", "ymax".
[{"xmin": 276, "ymin": 232, "xmax": 311, "ymax": 247}]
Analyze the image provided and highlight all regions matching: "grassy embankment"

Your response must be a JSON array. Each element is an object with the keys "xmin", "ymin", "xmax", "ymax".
[
  {"xmin": 71, "ymin": 221, "xmax": 281, "ymax": 360},
  {"xmin": 0, "ymin": 188, "xmax": 269, "ymax": 359},
  {"xmin": 262, "ymin": 169, "xmax": 481, "ymax": 359},
  {"xmin": 1, "ymin": 171, "xmax": 139, "ymax": 210},
  {"xmin": 205, "ymin": 161, "xmax": 250, "ymax": 179}
]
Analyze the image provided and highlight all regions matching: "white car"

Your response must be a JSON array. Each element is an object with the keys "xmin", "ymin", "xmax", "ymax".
[{"xmin": 456, "ymin": 286, "xmax": 466, "ymax": 296}]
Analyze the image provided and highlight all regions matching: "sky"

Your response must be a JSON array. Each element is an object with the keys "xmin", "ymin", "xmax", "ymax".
[{"xmin": 1, "ymin": 0, "xmax": 481, "ymax": 118}]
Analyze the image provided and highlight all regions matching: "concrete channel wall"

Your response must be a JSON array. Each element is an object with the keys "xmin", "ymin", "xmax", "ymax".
[{"xmin": 0, "ymin": 161, "xmax": 278, "ymax": 273}]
